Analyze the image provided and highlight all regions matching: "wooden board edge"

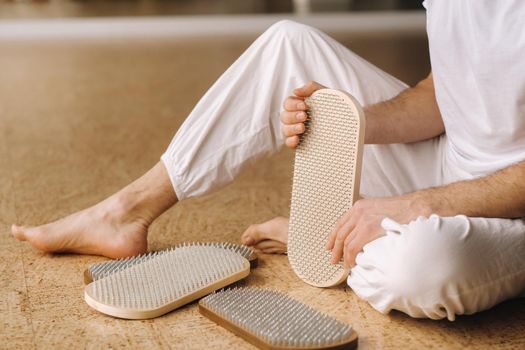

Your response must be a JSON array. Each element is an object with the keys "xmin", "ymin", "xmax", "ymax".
[
  {"xmin": 84, "ymin": 259, "xmax": 250, "ymax": 319},
  {"xmin": 83, "ymin": 268, "xmax": 93, "ymax": 285},
  {"xmin": 199, "ymin": 301, "xmax": 358, "ymax": 350}
]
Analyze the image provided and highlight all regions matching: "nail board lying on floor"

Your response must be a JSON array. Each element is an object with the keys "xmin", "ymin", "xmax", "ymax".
[
  {"xmin": 83, "ymin": 242, "xmax": 257, "ymax": 284},
  {"xmin": 199, "ymin": 287, "xmax": 358, "ymax": 349},
  {"xmin": 84, "ymin": 245, "xmax": 250, "ymax": 319}
]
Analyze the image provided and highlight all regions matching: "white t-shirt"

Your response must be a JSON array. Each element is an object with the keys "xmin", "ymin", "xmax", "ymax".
[{"xmin": 424, "ymin": 0, "xmax": 525, "ymax": 176}]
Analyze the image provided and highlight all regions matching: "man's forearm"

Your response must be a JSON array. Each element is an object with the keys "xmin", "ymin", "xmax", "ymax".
[
  {"xmin": 411, "ymin": 160, "xmax": 525, "ymax": 219},
  {"xmin": 364, "ymin": 73, "xmax": 445, "ymax": 144}
]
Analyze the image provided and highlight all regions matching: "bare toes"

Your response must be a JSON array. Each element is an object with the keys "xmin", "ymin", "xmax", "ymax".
[
  {"xmin": 241, "ymin": 224, "xmax": 258, "ymax": 246},
  {"xmin": 13, "ymin": 225, "xmax": 57, "ymax": 253},
  {"xmin": 262, "ymin": 247, "xmax": 287, "ymax": 254},
  {"xmin": 241, "ymin": 216, "xmax": 289, "ymax": 247},
  {"xmin": 254, "ymin": 239, "xmax": 280, "ymax": 250},
  {"xmin": 11, "ymin": 224, "xmax": 30, "ymax": 241},
  {"xmin": 27, "ymin": 227, "xmax": 55, "ymax": 251},
  {"xmin": 255, "ymin": 239, "xmax": 287, "ymax": 255}
]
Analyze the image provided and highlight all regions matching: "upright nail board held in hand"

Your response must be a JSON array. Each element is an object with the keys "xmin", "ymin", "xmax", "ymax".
[{"xmin": 288, "ymin": 88, "xmax": 365, "ymax": 287}]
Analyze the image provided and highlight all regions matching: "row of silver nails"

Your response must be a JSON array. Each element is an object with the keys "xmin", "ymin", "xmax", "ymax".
[
  {"xmin": 89, "ymin": 246, "xmax": 246, "ymax": 309},
  {"xmin": 202, "ymin": 288, "xmax": 352, "ymax": 347},
  {"xmin": 88, "ymin": 242, "xmax": 253, "ymax": 281}
]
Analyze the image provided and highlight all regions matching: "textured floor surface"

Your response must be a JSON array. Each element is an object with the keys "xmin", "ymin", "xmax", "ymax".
[{"xmin": 1, "ymin": 32, "xmax": 524, "ymax": 349}]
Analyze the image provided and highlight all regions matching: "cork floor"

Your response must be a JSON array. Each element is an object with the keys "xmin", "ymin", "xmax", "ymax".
[{"xmin": 1, "ymin": 33, "xmax": 524, "ymax": 349}]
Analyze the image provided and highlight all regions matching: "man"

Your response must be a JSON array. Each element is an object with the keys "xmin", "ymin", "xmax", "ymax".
[{"xmin": 12, "ymin": 1, "xmax": 525, "ymax": 320}]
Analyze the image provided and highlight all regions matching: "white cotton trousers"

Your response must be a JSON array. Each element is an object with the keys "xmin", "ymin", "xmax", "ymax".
[{"xmin": 161, "ymin": 20, "xmax": 525, "ymax": 321}]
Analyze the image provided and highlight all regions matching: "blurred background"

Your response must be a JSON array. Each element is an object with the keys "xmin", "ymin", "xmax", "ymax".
[
  {"xmin": 0, "ymin": 0, "xmax": 429, "ymax": 84},
  {"xmin": 2, "ymin": 0, "xmax": 422, "ymax": 18}
]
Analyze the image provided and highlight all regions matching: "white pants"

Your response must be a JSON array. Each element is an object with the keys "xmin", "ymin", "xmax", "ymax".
[{"xmin": 161, "ymin": 20, "xmax": 525, "ymax": 320}]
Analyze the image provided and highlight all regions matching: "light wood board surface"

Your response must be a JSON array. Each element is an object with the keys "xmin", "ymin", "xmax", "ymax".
[
  {"xmin": 1, "ymin": 33, "xmax": 524, "ymax": 349},
  {"xmin": 288, "ymin": 89, "xmax": 364, "ymax": 288}
]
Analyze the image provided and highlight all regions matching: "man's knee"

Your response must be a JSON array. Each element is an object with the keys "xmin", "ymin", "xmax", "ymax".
[
  {"xmin": 349, "ymin": 215, "xmax": 473, "ymax": 320},
  {"xmin": 265, "ymin": 20, "xmax": 317, "ymax": 40}
]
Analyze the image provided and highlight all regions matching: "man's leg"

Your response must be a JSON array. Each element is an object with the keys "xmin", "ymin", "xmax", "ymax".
[
  {"xmin": 252, "ymin": 130, "xmax": 525, "ymax": 319},
  {"xmin": 12, "ymin": 162, "xmax": 177, "ymax": 258},
  {"xmin": 160, "ymin": 20, "xmax": 408, "ymax": 200},
  {"xmin": 12, "ymin": 20, "xmax": 407, "ymax": 258},
  {"xmin": 349, "ymin": 134, "xmax": 525, "ymax": 319},
  {"xmin": 349, "ymin": 215, "xmax": 525, "ymax": 320}
]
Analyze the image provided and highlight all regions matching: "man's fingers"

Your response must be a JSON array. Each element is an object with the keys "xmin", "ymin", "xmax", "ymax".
[
  {"xmin": 293, "ymin": 81, "xmax": 326, "ymax": 98},
  {"xmin": 330, "ymin": 238, "xmax": 345, "ymax": 264},
  {"xmin": 343, "ymin": 233, "xmax": 359, "ymax": 268},
  {"xmin": 326, "ymin": 216, "xmax": 345, "ymax": 250},
  {"xmin": 342, "ymin": 217, "xmax": 387, "ymax": 269},
  {"xmin": 327, "ymin": 205, "xmax": 357, "ymax": 248},
  {"xmin": 327, "ymin": 208, "xmax": 356, "ymax": 251},
  {"xmin": 285, "ymin": 135, "xmax": 300, "ymax": 148},
  {"xmin": 327, "ymin": 214, "xmax": 347, "ymax": 250},
  {"xmin": 282, "ymin": 123, "xmax": 305, "ymax": 137},
  {"xmin": 329, "ymin": 228, "xmax": 349, "ymax": 264},
  {"xmin": 344, "ymin": 232, "xmax": 370, "ymax": 269},
  {"xmin": 280, "ymin": 110, "xmax": 307, "ymax": 124},
  {"xmin": 326, "ymin": 219, "xmax": 344, "ymax": 250},
  {"xmin": 330, "ymin": 212, "xmax": 359, "ymax": 264},
  {"xmin": 283, "ymin": 96, "xmax": 307, "ymax": 111},
  {"xmin": 326, "ymin": 229, "xmax": 337, "ymax": 250},
  {"xmin": 343, "ymin": 241, "xmax": 356, "ymax": 269}
]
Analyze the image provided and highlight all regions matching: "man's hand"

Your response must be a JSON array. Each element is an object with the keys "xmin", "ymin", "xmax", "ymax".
[
  {"xmin": 281, "ymin": 81, "xmax": 326, "ymax": 148},
  {"xmin": 326, "ymin": 157, "xmax": 525, "ymax": 268},
  {"xmin": 326, "ymin": 194, "xmax": 432, "ymax": 268},
  {"xmin": 284, "ymin": 75, "xmax": 444, "ymax": 147}
]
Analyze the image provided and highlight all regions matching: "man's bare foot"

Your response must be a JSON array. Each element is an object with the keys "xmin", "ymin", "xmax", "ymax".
[
  {"xmin": 241, "ymin": 216, "xmax": 288, "ymax": 254},
  {"xmin": 11, "ymin": 195, "xmax": 152, "ymax": 259},
  {"xmin": 11, "ymin": 161, "xmax": 178, "ymax": 258}
]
